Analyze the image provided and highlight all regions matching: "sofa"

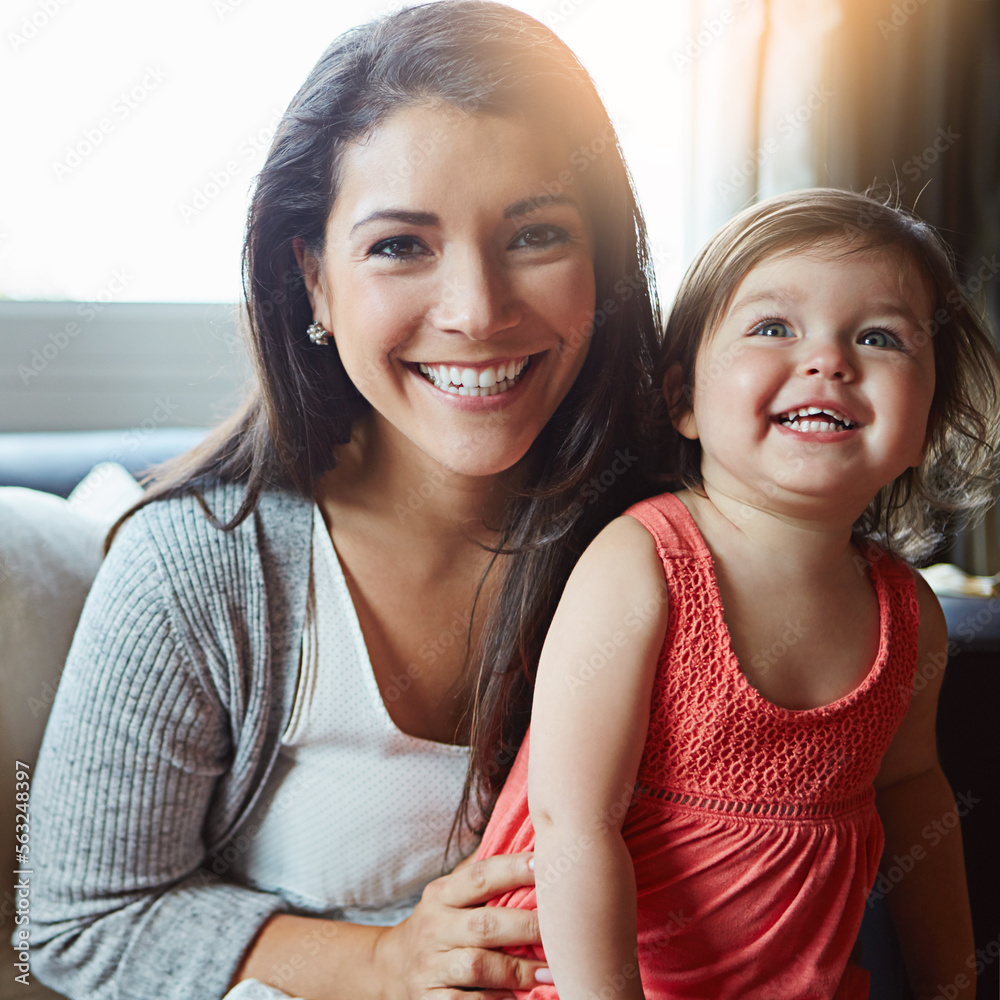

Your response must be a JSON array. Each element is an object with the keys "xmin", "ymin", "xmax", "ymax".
[{"xmin": 1, "ymin": 429, "xmax": 997, "ymax": 1000}]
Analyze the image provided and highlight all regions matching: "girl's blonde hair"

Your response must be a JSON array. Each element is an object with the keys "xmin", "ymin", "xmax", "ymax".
[{"xmin": 654, "ymin": 188, "xmax": 1000, "ymax": 563}]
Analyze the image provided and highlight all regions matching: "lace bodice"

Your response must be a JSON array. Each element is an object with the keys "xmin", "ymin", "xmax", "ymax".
[{"xmin": 628, "ymin": 492, "xmax": 919, "ymax": 814}]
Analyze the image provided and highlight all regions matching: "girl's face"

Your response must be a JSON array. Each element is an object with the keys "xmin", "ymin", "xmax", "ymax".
[
  {"xmin": 674, "ymin": 243, "xmax": 937, "ymax": 520},
  {"xmin": 301, "ymin": 103, "xmax": 596, "ymax": 480}
]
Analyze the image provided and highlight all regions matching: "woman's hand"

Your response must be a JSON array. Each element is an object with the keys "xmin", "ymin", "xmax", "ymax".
[{"xmin": 373, "ymin": 851, "xmax": 545, "ymax": 1000}]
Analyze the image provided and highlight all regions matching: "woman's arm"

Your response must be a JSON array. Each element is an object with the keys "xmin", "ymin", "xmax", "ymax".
[
  {"xmin": 28, "ymin": 514, "xmax": 285, "ymax": 1000},
  {"xmin": 874, "ymin": 574, "xmax": 975, "ymax": 1000},
  {"xmin": 527, "ymin": 517, "xmax": 669, "ymax": 1000}
]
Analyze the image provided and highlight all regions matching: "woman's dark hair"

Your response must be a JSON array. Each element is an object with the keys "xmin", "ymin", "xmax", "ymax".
[
  {"xmin": 653, "ymin": 188, "xmax": 1000, "ymax": 563},
  {"xmin": 112, "ymin": 2, "xmax": 660, "ymax": 836}
]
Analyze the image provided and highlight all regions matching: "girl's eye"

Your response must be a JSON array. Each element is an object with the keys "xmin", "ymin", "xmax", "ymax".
[
  {"xmin": 510, "ymin": 224, "xmax": 568, "ymax": 250},
  {"xmin": 752, "ymin": 320, "xmax": 793, "ymax": 338},
  {"xmin": 369, "ymin": 236, "xmax": 429, "ymax": 259},
  {"xmin": 858, "ymin": 328, "xmax": 899, "ymax": 349}
]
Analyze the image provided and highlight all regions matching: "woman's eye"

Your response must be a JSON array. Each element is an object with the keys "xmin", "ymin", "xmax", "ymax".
[
  {"xmin": 510, "ymin": 224, "xmax": 568, "ymax": 250},
  {"xmin": 752, "ymin": 321, "xmax": 792, "ymax": 338},
  {"xmin": 369, "ymin": 236, "xmax": 428, "ymax": 259},
  {"xmin": 858, "ymin": 328, "xmax": 898, "ymax": 349}
]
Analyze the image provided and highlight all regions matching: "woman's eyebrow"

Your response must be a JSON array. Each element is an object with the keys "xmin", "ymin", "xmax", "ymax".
[
  {"xmin": 504, "ymin": 193, "xmax": 580, "ymax": 219},
  {"xmin": 351, "ymin": 209, "xmax": 438, "ymax": 234},
  {"xmin": 349, "ymin": 194, "xmax": 581, "ymax": 235}
]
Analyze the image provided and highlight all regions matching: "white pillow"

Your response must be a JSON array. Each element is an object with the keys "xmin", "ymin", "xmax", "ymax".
[
  {"xmin": 0, "ymin": 488, "xmax": 105, "ymax": 742},
  {"xmin": 68, "ymin": 460, "xmax": 146, "ymax": 533}
]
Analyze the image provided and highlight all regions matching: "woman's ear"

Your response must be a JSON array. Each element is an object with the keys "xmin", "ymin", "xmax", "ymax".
[
  {"xmin": 293, "ymin": 238, "xmax": 326, "ymax": 321},
  {"xmin": 662, "ymin": 364, "xmax": 698, "ymax": 440}
]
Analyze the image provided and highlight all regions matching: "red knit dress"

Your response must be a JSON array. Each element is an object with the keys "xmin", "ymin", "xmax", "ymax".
[{"xmin": 477, "ymin": 492, "xmax": 920, "ymax": 1000}]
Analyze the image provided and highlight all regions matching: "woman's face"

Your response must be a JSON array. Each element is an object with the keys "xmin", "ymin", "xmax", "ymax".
[{"xmin": 301, "ymin": 103, "xmax": 596, "ymax": 480}]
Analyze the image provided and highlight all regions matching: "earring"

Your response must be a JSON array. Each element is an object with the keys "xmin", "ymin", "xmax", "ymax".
[{"xmin": 306, "ymin": 321, "xmax": 329, "ymax": 346}]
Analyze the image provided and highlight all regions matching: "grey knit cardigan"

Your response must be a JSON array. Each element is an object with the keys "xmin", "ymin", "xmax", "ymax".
[{"xmin": 30, "ymin": 484, "xmax": 313, "ymax": 1000}]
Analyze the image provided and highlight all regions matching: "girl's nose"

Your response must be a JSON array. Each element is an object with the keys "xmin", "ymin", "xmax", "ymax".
[
  {"xmin": 431, "ymin": 254, "xmax": 520, "ymax": 340},
  {"xmin": 799, "ymin": 338, "xmax": 855, "ymax": 381}
]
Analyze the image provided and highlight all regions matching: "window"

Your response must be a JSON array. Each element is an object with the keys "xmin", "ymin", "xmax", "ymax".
[{"xmin": 0, "ymin": 0, "xmax": 687, "ymax": 304}]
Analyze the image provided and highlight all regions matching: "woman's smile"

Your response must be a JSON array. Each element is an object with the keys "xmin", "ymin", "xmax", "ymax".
[{"xmin": 413, "ymin": 356, "xmax": 531, "ymax": 396}]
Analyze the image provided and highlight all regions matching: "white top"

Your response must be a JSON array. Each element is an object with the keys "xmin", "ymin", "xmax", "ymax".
[{"xmin": 230, "ymin": 506, "xmax": 473, "ymax": 925}]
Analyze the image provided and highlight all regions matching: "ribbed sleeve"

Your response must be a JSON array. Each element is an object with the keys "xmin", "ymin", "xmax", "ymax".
[{"xmin": 27, "ymin": 485, "xmax": 312, "ymax": 1000}]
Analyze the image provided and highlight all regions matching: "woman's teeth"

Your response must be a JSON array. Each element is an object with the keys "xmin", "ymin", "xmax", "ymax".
[
  {"xmin": 778, "ymin": 406, "xmax": 856, "ymax": 433},
  {"xmin": 417, "ymin": 357, "xmax": 530, "ymax": 396}
]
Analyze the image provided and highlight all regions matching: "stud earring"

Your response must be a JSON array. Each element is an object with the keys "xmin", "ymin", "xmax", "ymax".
[{"xmin": 306, "ymin": 321, "xmax": 329, "ymax": 346}]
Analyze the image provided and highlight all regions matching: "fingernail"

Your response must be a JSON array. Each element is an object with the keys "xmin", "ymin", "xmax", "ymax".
[
  {"xmin": 534, "ymin": 968, "xmax": 554, "ymax": 984},
  {"xmin": 527, "ymin": 857, "xmax": 535, "ymax": 871}
]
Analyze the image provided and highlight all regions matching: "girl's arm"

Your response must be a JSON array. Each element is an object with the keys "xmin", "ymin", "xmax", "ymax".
[
  {"xmin": 874, "ymin": 573, "xmax": 975, "ymax": 1000},
  {"xmin": 528, "ymin": 516, "xmax": 669, "ymax": 1000}
]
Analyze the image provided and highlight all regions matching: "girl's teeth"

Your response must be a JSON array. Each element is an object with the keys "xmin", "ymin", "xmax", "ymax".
[
  {"xmin": 787, "ymin": 419, "xmax": 838, "ymax": 433},
  {"xmin": 779, "ymin": 405, "xmax": 854, "ymax": 431}
]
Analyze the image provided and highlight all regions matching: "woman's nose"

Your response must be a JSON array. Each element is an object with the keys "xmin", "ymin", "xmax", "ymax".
[
  {"xmin": 799, "ymin": 337, "xmax": 855, "ymax": 381},
  {"xmin": 431, "ymin": 254, "xmax": 520, "ymax": 340}
]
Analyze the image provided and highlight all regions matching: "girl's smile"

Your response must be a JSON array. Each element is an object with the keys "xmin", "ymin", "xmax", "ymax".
[
  {"xmin": 300, "ymin": 103, "xmax": 596, "ymax": 481},
  {"xmin": 675, "ymin": 244, "xmax": 937, "ymax": 522}
]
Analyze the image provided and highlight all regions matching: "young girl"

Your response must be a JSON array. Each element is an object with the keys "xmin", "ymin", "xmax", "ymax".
[{"xmin": 475, "ymin": 189, "xmax": 1000, "ymax": 1000}]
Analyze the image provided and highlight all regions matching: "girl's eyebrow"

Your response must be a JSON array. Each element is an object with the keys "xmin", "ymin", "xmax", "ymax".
[
  {"xmin": 729, "ymin": 288, "xmax": 803, "ymax": 313},
  {"xmin": 730, "ymin": 289, "xmax": 924, "ymax": 325}
]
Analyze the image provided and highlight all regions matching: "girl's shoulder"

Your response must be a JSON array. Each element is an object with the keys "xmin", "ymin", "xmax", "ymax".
[
  {"xmin": 852, "ymin": 538, "xmax": 919, "ymax": 589},
  {"xmin": 622, "ymin": 491, "xmax": 709, "ymax": 561}
]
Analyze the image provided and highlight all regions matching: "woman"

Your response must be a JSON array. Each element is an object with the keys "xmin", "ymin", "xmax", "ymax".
[{"xmin": 28, "ymin": 3, "xmax": 660, "ymax": 998}]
